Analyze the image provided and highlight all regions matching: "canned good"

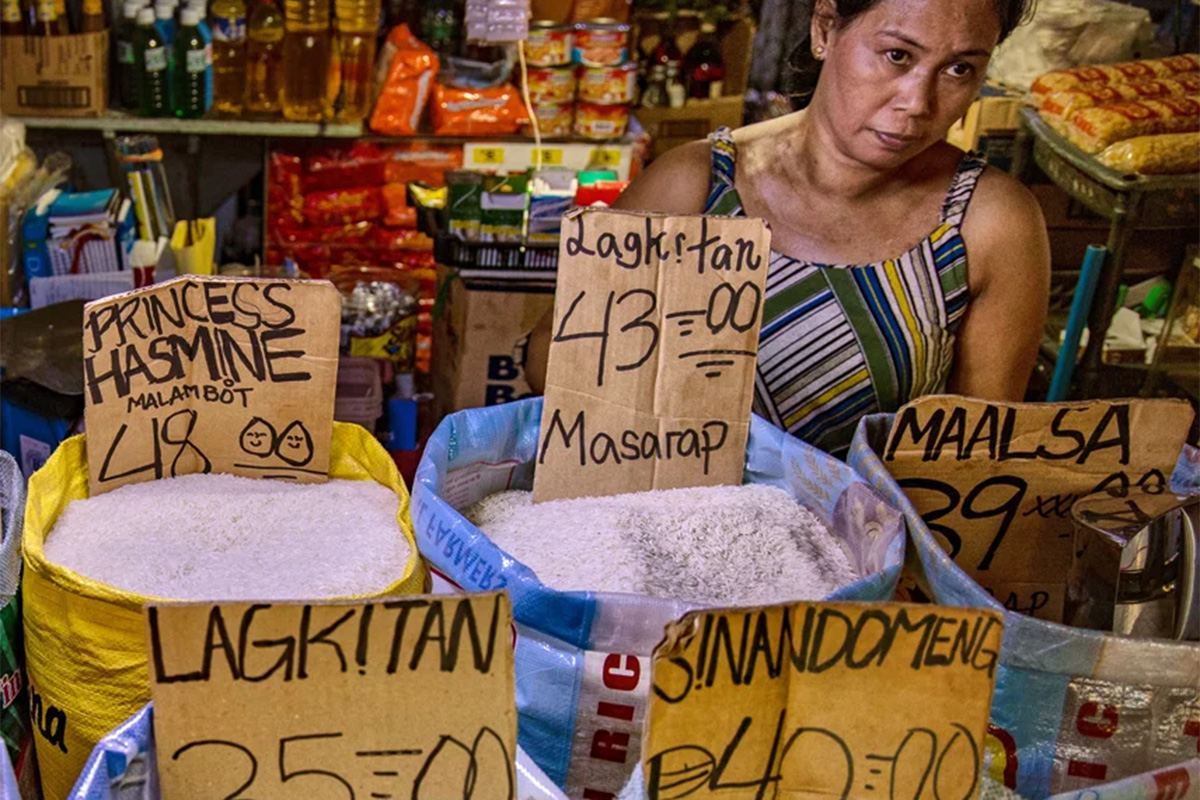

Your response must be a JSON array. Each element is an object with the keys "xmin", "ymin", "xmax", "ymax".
[
  {"xmin": 574, "ymin": 19, "xmax": 630, "ymax": 67},
  {"xmin": 525, "ymin": 101, "xmax": 575, "ymax": 138},
  {"xmin": 527, "ymin": 21, "xmax": 574, "ymax": 67},
  {"xmin": 578, "ymin": 63, "xmax": 637, "ymax": 105},
  {"xmin": 574, "ymin": 101, "xmax": 629, "ymax": 140},
  {"xmin": 526, "ymin": 66, "xmax": 577, "ymax": 104}
]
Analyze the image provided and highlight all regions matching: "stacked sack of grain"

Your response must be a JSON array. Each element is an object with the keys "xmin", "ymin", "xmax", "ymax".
[
  {"xmin": 411, "ymin": 398, "xmax": 906, "ymax": 798},
  {"xmin": 1032, "ymin": 54, "xmax": 1200, "ymax": 173},
  {"xmin": 22, "ymin": 424, "xmax": 428, "ymax": 800},
  {"xmin": 848, "ymin": 412, "xmax": 1199, "ymax": 800}
]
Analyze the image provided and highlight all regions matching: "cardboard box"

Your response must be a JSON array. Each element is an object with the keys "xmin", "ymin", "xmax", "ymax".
[
  {"xmin": 1, "ymin": 31, "xmax": 109, "ymax": 117},
  {"xmin": 433, "ymin": 267, "xmax": 555, "ymax": 417},
  {"xmin": 947, "ymin": 84, "xmax": 1022, "ymax": 168},
  {"xmin": 634, "ymin": 95, "xmax": 745, "ymax": 160}
]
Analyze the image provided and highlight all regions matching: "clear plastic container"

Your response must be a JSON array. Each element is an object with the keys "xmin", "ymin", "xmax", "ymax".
[
  {"xmin": 329, "ymin": 0, "xmax": 378, "ymax": 121},
  {"xmin": 244, "ymin": 0, "xmax": 283, "ymax": 114},
  {"xmin": 280, "ymin": 0, "xmax": 330, "ymax": 121},
  {"xmin": 211, "ymin": 0, "xmax": 247, "ymax": 115}
]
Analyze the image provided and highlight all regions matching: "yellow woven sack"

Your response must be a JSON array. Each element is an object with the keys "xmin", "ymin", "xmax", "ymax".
[{"xmin": 22, "ymin": 422, "xmax": 428, "ymax": 800}]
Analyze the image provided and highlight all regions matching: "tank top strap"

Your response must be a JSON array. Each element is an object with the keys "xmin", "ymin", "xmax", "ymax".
[
  {"xmin": 700, "ymin": 125, "xmax": 739, "ymax": 214},
  {"xmin": 939, "ymin": 151, "xmax": 988, "ymax": 228}
]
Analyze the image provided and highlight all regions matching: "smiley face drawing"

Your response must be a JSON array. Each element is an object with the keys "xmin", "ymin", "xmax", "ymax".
[
  {"xmin": 276, "ymin": 420, "xmax": 314, "ymax": 467},
  {"xmin": 239, "ymin": 417, "xmax": 277, "ymax": 458}
]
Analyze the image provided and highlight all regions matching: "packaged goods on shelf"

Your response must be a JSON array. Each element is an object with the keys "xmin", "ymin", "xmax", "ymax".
[
  {"xmin": 446, "ymin": 169, "xmax": 484, "ymax": 241},
  {"xmin": 574, "ymin": 100, "xmax": 629, "ymax": 139},
  {"xmin": 1039, "ymin": 74, "xmax": 1200, "ymax": 127},
  {"xmin": 577, "ymin": 62, "xmax": 637, "ymax": 105},
  {"xmin": 572, "ymin": 18, "xmax": 628, "ymax": 66},
  {"xmin": 0, "ymin": 30, "xmax": 110, "ymax": 116},
  {"xmin": 369, "ymin": 24, "xmax": 438, "ymax": 136},
  {"xmin": 431, "ymin": 83, "xmax": 529, "ymax": 136},
  {"xmin": 525, "ymin": 65, "xmax": 576, "ymax": 104},
  {"xmin": 525, "ymin": 19, "xmax": 573, "ymax": 66},
  {"xmin": 524, "ymin": 100, "xmax": 574, "ymax": 137},
  {"xmin": 1097, "ymin": 132, "xmax": 1200, "ymax": 175},
  {"xmin": 1065, "ymin": 96, "xmax": 1200, "ymax": 153},
  {"xmin": 479, "ymin": 172, "xmax": 528, "ymax": 242},
  {"xmin": 1030, "ymin": 54, "xmax": 1200, "ymax": 101}
]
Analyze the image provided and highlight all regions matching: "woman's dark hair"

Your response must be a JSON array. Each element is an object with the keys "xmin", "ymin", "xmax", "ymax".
[{"xmin": 784, "ymin": 0, "xmax": 1034, "ymax": 105}]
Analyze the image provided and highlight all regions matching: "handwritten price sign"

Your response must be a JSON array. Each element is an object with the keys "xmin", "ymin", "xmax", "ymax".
[
  {"xmin": 82, "ymin": 276, "xmax": 340, "ymax": 494},
  {"xmin": 882, "ymin": 396, "xmax": 1194, "ymax": 620},
  {"xmin": 643, "ymin": 602, "xmax": 1003, "ymax": 800},
  {"xmin": 147, "ymin": 594, "xmax": 516, "ymax": 800},
  {"xmin": 534, "ymin": 208, "xmax": 771, "ymax": 502}
]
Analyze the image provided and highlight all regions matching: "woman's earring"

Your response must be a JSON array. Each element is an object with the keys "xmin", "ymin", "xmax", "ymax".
[{"xmin": 813, "ymin": 45, "xmax": 825, "ymax": 59}]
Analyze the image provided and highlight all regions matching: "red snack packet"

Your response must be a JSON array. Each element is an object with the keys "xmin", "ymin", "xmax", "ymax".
[
  {"xmin": 369, "ymin": 25, "xmax": 439, "ymax": 136},
  {"xmin": 432, "ymin": 84, "xmax": 530, "ymax": 136}
]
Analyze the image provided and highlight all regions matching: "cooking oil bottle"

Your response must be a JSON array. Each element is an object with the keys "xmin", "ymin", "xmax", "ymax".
[
  {"xmin": 211, "ymin": 0, "xmax": 246, "ymax": 115},
  {"xmin": 244, "ymin": 0, "xmax": 282, "ymax": 113},
  {"xmin": 280, "ymin": 0, "xmax": 330, "ymax": 121},
  {"xmin": 329, "ymin": 0, "xmax": 378, "ymax": 120}
]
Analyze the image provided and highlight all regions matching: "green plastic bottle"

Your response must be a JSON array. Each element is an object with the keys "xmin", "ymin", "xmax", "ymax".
[
  {"xmin": 135, "ymin": 6, "xmax": 170, "ymax": 116},
  {"xmin": 174, "ymin": 7, "xmax": 208, "ymax": 117}
]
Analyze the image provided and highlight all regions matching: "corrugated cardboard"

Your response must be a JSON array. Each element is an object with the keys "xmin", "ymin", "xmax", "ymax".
[
  {"xmin": 432, "ymin": 267, "xmax": 555, "ymax": 418},
  {"xmin": 1, "ymin": 31, "xmax": 110, "ymax": 117},
  {"xmin": 533, "ymin": 207, "xmax": 771, "ymax": 503}
]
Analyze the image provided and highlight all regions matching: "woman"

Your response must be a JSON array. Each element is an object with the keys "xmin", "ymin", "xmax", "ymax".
[{"xmin": 532, "ymin": 0, "xmax": 1050, "ymax": 456}]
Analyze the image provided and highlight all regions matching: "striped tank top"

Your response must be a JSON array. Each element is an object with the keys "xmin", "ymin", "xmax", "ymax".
[{"xmin": 705, "ymin": 127, "xmax": 986, "ymax": 456}]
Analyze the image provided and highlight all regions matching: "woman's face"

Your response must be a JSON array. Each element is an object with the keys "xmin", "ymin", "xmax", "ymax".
[{"xmin": 812, "ymin": 0, "xmax": 1000, "ymax": 168}]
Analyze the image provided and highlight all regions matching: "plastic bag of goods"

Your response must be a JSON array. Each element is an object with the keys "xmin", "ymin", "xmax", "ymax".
[
  {"xmin": 22, "ymin": 425, "xmax": 428, "ymax": 800},
  {"xmin": 847, "ymin": 413, "xmax": 1199, "ymax": 800},
  {"xmin": 411, "ymin": 398, "xmax": 905, "ymax": 796},
  {"xmin": 1038, "ymin": 74, "xmax": 1200, "ymax": 130},
  {"xmin": 369, "ymin": 25, "xmax": 439, "ymax": 137},
  {"xmin": 67, "ymin": 703, "xmax": 573, "ymax": 800},
  {"xmin": 0, "ymin": 450, "xmax": 38, "ymax": 799},
  {"xmin": 432, "ymin": 84, "xmax": 530, "ymax": 136},
  {"xmin": 1097, "ymin": 132, "xmax": 1200, "ymax": 175},
  {"xmin": 1030, "ymin": 54, "xmax": 1200, "ymax": 102},
  {"xmin": 1065, "ymin": 96, "xmax": 1200, "ymax": 153}
]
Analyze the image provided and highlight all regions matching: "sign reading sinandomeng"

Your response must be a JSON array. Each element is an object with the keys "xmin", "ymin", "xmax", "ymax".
[
  {"xmin": 82, "ymin": 276, "xmax": 341, "ymax": 494},
  {"xmin": 881, "ymin": 396, "xmax": 1194, "ymax": 621},
  {"xmin": 146, "ymin": 594, "xmax": 516, "ymax": 800},
  {"xmin": 643, "ymin": 602, "xmax": 1003, "ymax": 800}
]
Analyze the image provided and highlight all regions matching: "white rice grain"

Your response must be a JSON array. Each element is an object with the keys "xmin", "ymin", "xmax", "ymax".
[
  {"xmin": 463, "ymin": 484, "xmax": 857, "ymax": 605},
  {"xmin": 44, "ymin": 473, "xmax": 411, "ymax": 600}
]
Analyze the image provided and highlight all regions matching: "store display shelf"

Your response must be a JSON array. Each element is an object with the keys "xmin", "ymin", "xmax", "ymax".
[{"xmin": 14, "ymin": 112, "xmax": 365, "ymax": 138}]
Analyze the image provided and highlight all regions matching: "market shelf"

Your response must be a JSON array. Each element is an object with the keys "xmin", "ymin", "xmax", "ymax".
[{"xmin": 14, "ymin": 112, "xmax": 365, "ymax": 138}]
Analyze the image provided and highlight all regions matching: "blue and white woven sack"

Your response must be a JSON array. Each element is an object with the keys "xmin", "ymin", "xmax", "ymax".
[
  {"xmin": 411, "ymin": 397, "xmax": 906, "ymax": 798},
  {"xmin": 849, "ymin": 413, "xmax": 1200, "ymax": 800}
]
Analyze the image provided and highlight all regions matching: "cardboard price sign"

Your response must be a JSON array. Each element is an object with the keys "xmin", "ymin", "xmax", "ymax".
[
  {"xmin": 534, "ymin": 208, "xmax": 771, "ymax": 502},
  {"xmin": 643, "ymin": 602, "xmax": 1003, "ymax": 800},
  {"xmin": 83, "ymin": 276, "xmax": 340, "ymax": 494},
  {"xmin": 146, "ymin": 594, "xmax": 516, "ymax": 800},
  {"xmin": 882, "ymin": 396, "xmax": 1194, "ymax": 620}
]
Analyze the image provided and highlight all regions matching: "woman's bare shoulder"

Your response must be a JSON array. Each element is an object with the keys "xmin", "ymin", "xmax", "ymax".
[
  {"xmin": 611, "ymin": 139, "xmax": 714, "ymax": 214},
  {"xmin": 961, "ymin": 159, "xmax": 1050, "ymax": 290}
]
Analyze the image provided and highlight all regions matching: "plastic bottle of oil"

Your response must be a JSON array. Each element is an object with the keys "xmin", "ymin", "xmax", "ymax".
[
  {"xmin": 280, "ymin": 0, "xmax": 330, "ymax": 121},
  {"xmin": 244, "ymin": 0, "xmax": 282, "ymax": 114},
  {"xmin": 329, "ymin": 0, "xmax": 378, "ymax": 121},
  {"xmin": 211, "ymin": 0, "xmax": 246, "ymax": 115}
]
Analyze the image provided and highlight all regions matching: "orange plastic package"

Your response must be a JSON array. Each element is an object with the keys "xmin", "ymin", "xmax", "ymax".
[
  {"xmin": 369, "ymin": 25, "xmax": 439, "ymax": 136},
  {"xmin": 382, "ymin": 183, "xmax": 419, "ymax": 228},
  {"xmin": 432, "ymin": 84, "xmax": 530, "ymax": 136}
]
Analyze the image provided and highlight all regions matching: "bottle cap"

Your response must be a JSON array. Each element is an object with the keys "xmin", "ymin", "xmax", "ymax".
[
  {"xmin": 180, "ymin": 7, "xmax": 199, "ymax": 25},
  {"xmin": 123, "ymin": 0, "xmax": 140, "ymax": 16},
  {"xmin": 155, "ymin": 2, "xmax": 172, "ymax": 17},
  {"xmin": 138, "ymin": 6, "xmax": 156, "ymax": 24},
  {"xmin": 700, "ymin": 21, "xmax": 716, "ymax": 32}
]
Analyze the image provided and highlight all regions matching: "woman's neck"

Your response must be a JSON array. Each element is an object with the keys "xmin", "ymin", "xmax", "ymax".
[{"xmin": 778, "ymin": 96, "xmax": 910, "ymax": 203}]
